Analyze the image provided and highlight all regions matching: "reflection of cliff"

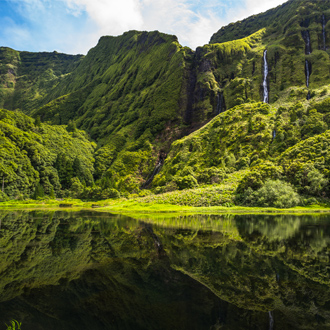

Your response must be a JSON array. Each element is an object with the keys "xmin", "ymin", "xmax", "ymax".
[
  {"xmin": 1, "ymin": 211, "xmax": 330, "ymax": 329},
  {"xmin": 0, "ymin": 211, "xmax": 259, "ymax": 330},
  {"xmin": 151, "ymin": 214, "xmax": 330, "ymax": 329}
]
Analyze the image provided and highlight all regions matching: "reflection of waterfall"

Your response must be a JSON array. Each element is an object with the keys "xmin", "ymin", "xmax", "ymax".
[
  {"xmin": 144, "ymin": 223, "xmax": 164, "ymax": 254},
  {"xmin": 143, "ymin": 160, "xmax": 163, "ymax": 188},
  {"xmin": 322, "ymin": 14, "xmax": 327, "ymax": 50},
  {"xmin": 302, "ymin": 30, "xmax": 312, "ymax": 54},
  {"xmin": 269, "ymin": 311, "xmax": 274, "ymax": 330},
  {"xmin": 263, "ymin": 50, "xmax": 269, "ymax": 103},
  {"xmin": 216, "ymin": 92, "xmax": 226, "ymax": 114}
]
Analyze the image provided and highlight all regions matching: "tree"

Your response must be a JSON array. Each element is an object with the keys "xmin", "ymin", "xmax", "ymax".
[
  {"xmin": 241, "ymin": 179, "xmax": 301, "ymax": 208},
  {"xmin": 34, "ymin": 115, "xmax": 42, "ymax": 127},
  {"xmin": 33, "ymin": 183, "xmax": 45, "ymax": 199}
]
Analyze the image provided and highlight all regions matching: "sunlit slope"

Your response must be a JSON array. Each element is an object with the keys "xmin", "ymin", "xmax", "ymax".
[{"xmin": 0, "ymin": 47, "xmax": 83, "ymax": 111}]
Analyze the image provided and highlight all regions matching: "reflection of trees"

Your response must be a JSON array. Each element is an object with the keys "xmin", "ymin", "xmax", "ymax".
[
  {"xmin": 235, "ymin": 214, "xmax": 303, "ymax": 241},
  {"xmin": 1, "ymin": 211, "xmax": 330, "ymax": 329}
]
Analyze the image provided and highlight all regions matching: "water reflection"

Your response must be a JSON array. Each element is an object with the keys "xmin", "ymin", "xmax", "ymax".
[{"xmin": 0, "ymin": 211, "xmax": 330, "ymax": 329}]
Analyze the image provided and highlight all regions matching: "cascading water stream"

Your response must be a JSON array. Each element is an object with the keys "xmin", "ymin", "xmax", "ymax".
[
  {"xmin": 142, "ymin": 160, "xmax": 163, "ymax": 188},
  {"xmin": 263, "ymin": 50, "xmax": 269, "ymax": 103},
  {"xmin": 216, "ymin": 92, "xmax": 226, "ymax": 114},
  {"xmin": 302, "ymin": 30, "xmax": 312, "ymax": 55},
  {"xmin": 269, "ymin": 311, "xmax": 274, "ymax": 330},
  {"xmin": 322, "ymin": 14, "xmax": 326, "ymax": 50},
  {"xmin": 305, "ymin": 60, "xmax": 310, "ymax": 88},
  {"xmin": 305, "ymin": 59, "xmax": 312, "ymax": 100}
]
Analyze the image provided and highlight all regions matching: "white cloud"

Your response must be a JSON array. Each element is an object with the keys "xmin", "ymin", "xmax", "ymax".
[
  {"xmin": 1, "ymin": 0, "xmax": 290, "ymax": 54},
  {"xmin": 228, "ymin": 0, "xmax": 288, "ymax": 24},
  {"xmin": 139, "ymin": 0, "xmax": 223, "ymax": 48},
  {"xmin": 62, "ymin": 0, "xmax": 288, "ymax": 52},
  {"xmin": 65, "ymin": 0, "xmax": 144, "ymax": 35}
]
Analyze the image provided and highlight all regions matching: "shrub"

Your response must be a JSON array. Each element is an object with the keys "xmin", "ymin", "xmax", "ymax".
[
  {"xmin": 0, "ymin": 191, "xmax": 9, "ymax": 202},
  {"xmin": 240, "ymin": 179, "xmax": 301, "ymax": 208},
  {"xmin": 70, "ymin": 177, "xmax": 84, "ymax": 198},
  {"xmin": 102, "ymin": 188, "xmax": 121, "ymax": 199},
  {"xmin": 285, "ymin": 162, "xmax": 328, "ymax": 196},
  {"xmin": 175, "ymin": 175, "xmax": 198, "ymax": 190},
  {"xmin": 197, "ymin": 167, "xmax": 227, "ymax": 184},
  {"xmin": 237, "ymin": 163, "xmax": 283, "ymax": 193}
]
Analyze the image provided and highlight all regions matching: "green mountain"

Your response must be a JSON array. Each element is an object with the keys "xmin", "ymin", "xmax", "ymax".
[{"xmin": 1, "ymin": 0, "xmax": 330, "ymax": 205}]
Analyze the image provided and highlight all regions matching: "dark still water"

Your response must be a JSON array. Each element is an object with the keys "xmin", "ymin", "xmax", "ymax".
[{"xmin": 1, "ymin": 211, "xmax": 330, "ymax": 330}]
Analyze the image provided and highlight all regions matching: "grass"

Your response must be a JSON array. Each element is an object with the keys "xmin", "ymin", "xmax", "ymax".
[
  {"xmin": 96, "ymin": 200, "xmax": 330, "ymax": 215},
  {"xmin": 2, "ymin": 198, "xmax": 329, "ymax": 215}
]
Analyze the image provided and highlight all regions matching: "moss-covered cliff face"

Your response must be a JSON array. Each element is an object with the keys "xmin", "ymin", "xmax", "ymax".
[
  {"xmin": 0, "ymin": 47, "xmax": 83, "ymax": 111},
  {"xmin": 202, "ymin": 0, "xmax": 330, "ymax": 108},
  {"xmin": 2, "ymin": 0, "xmax": 330, "ymax": 197}
]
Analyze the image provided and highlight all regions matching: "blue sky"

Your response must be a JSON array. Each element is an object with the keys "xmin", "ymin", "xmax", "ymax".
[{"xmin": 0, "ymin": 0, "xmax": 287, "ymax": 54}]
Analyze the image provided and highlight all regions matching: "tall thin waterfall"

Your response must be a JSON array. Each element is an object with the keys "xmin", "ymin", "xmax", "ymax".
[
  {"xmin": 269, "ymin": 311, "xmax": 274, "ymax": 330},
  {"xmin": 263, "ymin": 50, "xmax": 269, "ymax": 103},
  {"xmin": 305, "ymin": 60, "xmax": 310, "ymax": 87},
  {"xmin": 216, "ymin": 92, "xmax": 226, "ymax": 114},
  {"xmin": 322, "ymin": 14, "xmax": 327, "ymax": 50},
  {"xmin": 302, "ymin": 30, "xmax": 312, "ymax": 54}
]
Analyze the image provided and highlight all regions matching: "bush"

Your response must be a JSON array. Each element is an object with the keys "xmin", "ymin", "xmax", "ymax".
[
  {"xmin": 102, "ymin": 188, "xmax": 121, "ymax": 199},
  {"xmin": 237, "ymin": 163, "xmax": 283, "ymax": 193},
  {"xmin": 175, "ymin": 175, "xmax": 198, "ymax": 190},
  {"xmin": 197, "ymin": 167, "xmax": 227, "ymax": 184},
  {"xmin": 240, "ymin": 179, "xmax": 301, "ymax": 208},
  {"xmin": 285, "ymin": 162, "xmax": 328, "ymax": 196},
  {"xmin": 0, "ymin": 191, "xmax": 9, "ymax": 202}
]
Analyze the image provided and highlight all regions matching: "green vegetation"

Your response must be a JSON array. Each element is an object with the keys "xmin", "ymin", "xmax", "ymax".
[
  {"xmin": 0, "ymin": 109, "xmax": 95, "ymax": 198},
  {"xmin": 5, "ymin": 320, "xmax": 21, "ymax": 330},
  {"xmin": 1, "ymin": 1, "xmax": 330, "ymax": 208}
]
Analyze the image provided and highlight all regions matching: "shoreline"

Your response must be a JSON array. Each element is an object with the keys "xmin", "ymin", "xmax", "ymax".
[{"xmin": 0, "ymin": 199, "xmax": 330, "ymax": 215}]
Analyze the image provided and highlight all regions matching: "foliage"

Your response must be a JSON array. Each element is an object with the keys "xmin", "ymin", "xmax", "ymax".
[
  {"xmin": 0, "ymin": 191, "xmax": 9, "ymax": 202},
  {"xmin": 236, "ymin": 163, "xmax": 283, "ymax": 193},
  {"xmin": 240, "ymin": 179, "xmax": 301, "ymax": 208},
  {"xmin": 5, "ymin": 320, "xmax": 21, "ymax": 330},
  {"xmin": 2, "ymin": 3, "xmax": 330, "ymax": 203},
  {"xmin": 0, "ymin": 109, "xmax": 95, "ymax": 198}
]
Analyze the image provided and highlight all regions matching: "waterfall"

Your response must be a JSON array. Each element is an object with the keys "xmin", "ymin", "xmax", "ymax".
[
  {"xmin": 273, "ymin": 130, "xmax": 276, "ymax": 140},
  {"xmin": 305, "ymin": 60, "xmax": 312, "ymax": 100},
  {"xmin": 269, "ymin": 311, "xmax": 274, "ymax": 330},
  {"xmin": 263, "ymin": 50, "xmax": 269, "ymax": 103},
  {"xmin": 302, "ymin": 30, "xmax": 312, "ymax": 55},
  {"xmin": 322, "ymin": 14, "xmax": 327, "ymax": 50},
  {"xmin": 142, "ymin": 160, "xmax": 163, "ymax": 188},
  {"xmin": 305, "ymin": 60, "xmax": 310, "ymax": 88},
  {"xmin": 216, "ymin": 92, "xmax": 226, "ymax": 114}
]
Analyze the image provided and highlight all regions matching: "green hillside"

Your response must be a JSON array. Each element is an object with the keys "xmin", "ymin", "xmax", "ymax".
[
  {"xmin": 0, "ymin": 0, "xmax": 330, "ymax": 206},
  {"xmin": 0, "ymin": 109, "xmax": 95, "ymax": 199}
]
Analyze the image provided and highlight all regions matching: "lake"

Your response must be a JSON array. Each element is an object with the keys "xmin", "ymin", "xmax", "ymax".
[{"xmin": 0, "ymin": 210, "xmax": 330, "ymax": 329}]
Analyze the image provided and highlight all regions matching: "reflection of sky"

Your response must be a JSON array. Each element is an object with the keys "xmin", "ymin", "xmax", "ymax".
[{"xmin": 0, "ymin": 0, "xmax": 286, "ymax": 54}]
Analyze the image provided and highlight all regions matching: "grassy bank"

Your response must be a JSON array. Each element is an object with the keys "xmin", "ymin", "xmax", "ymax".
[{"xmin": 1, "ymin": 198, "xmax": 330, "ymax": 215}]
